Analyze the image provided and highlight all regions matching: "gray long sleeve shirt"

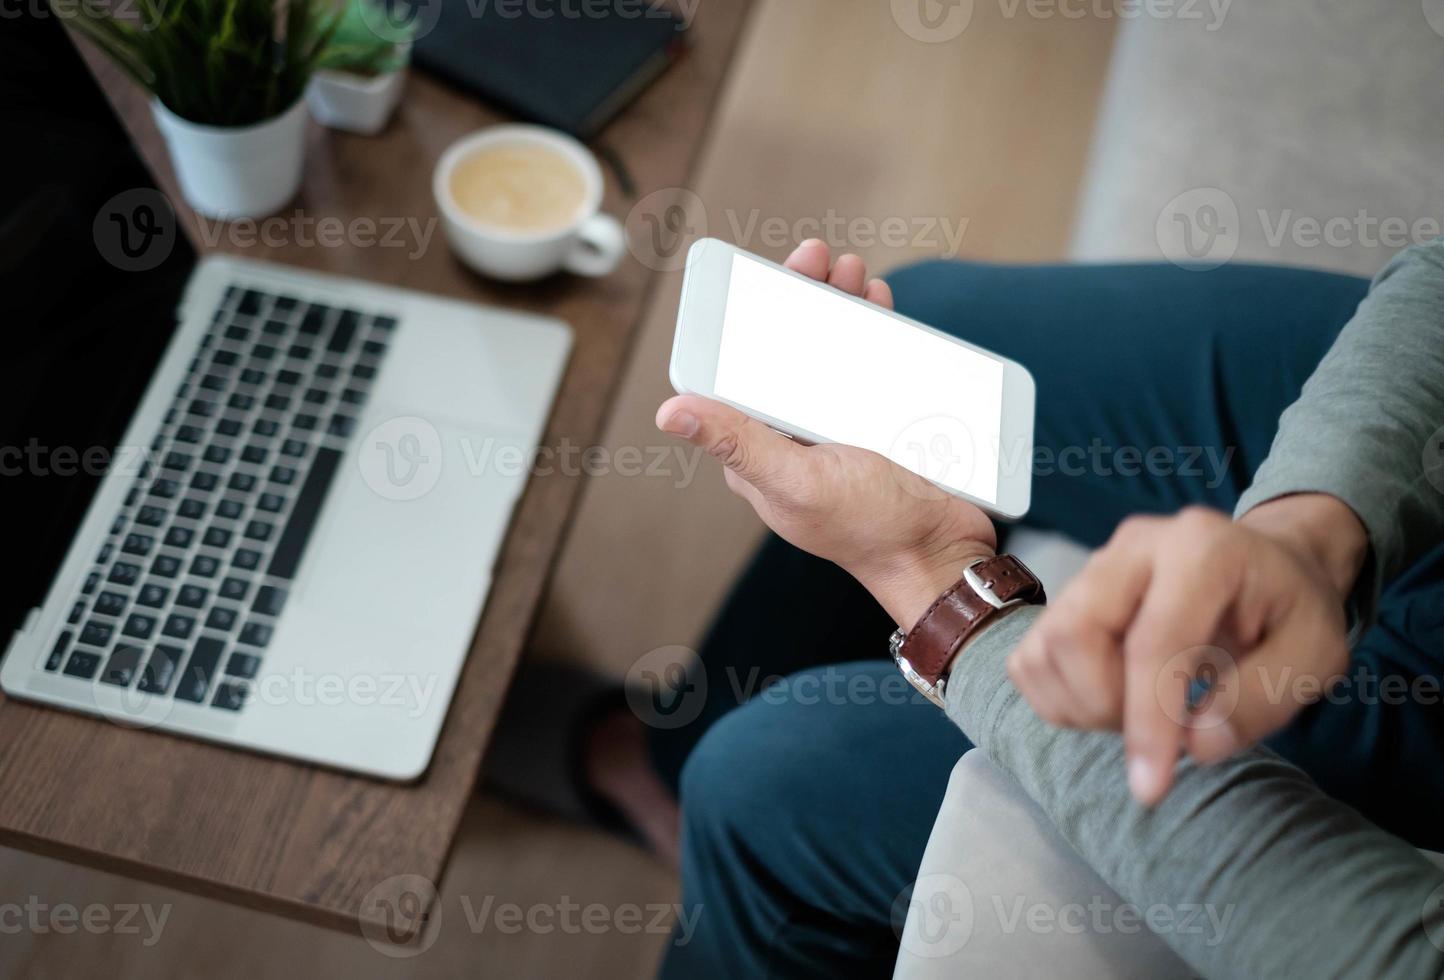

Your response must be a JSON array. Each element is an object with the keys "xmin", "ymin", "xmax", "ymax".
[{"xmin": 942, "ymin": 239, "xmax": 1444, "ymax": 978}]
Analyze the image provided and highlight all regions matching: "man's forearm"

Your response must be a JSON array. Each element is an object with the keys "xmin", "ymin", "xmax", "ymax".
[{"xmin": 943, "ymin": 607, "xmax": 1444, "ymax": 979}]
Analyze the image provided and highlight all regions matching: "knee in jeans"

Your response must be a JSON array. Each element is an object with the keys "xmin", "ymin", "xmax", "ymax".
[{"xmin": 678, "ymin": 697, "xmax": 794, "ymax": 841}]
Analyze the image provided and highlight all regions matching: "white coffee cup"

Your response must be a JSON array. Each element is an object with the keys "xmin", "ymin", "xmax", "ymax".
[{"xmin": 433, "ymin": 125, "xmax": 625, "ymax": 282}]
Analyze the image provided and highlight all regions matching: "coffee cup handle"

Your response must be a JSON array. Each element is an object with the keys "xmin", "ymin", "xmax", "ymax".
[{"xmin": 564, "ymin": 214, "xmax": 626, "ymax": 277}]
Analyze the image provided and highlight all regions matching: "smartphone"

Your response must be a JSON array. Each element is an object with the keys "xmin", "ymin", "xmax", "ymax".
[{"xmin": 669, "ymin": 238, "xmax": 1035, "ymax": 519}]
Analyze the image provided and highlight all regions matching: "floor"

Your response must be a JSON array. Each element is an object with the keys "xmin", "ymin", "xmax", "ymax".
[{"xmin": 1, "ymin": 2, "xmax": 1113, "ymax": 976}]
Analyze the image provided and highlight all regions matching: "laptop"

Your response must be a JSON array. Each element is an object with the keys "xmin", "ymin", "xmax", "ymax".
[{"xmin": 0, "ymin": 13, "xmax": 571, "ymax": 780}]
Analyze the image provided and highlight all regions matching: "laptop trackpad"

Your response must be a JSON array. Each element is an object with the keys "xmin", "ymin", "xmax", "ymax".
[{"xmin": 294, "ymin": 412, "xmax": 528, "ymax": 628}]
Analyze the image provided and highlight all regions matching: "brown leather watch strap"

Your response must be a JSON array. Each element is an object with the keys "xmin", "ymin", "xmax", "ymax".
[{"xmin": 901, "ymin": 555, "xmax": 1046, "ymax": 687}]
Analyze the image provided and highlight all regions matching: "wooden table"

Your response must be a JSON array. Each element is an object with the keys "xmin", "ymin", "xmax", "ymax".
[{"xmin": 0, "ymin": 0, "xmax": 750, "ymax": 945}]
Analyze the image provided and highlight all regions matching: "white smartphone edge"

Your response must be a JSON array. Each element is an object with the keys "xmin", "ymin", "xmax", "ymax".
[{"xmin": 669, "ymin": 238, "xmax": 1035, "ymax": 521}]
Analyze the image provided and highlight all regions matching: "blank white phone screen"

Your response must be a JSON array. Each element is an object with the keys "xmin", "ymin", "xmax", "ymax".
[{"xmin": 713, "ymin": 253, "xmax": 1004, "ymax": 503}]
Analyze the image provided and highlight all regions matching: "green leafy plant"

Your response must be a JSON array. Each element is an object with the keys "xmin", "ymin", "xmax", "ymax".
[
  {"xmin": 56, "ymin": 0, "xmax": 340, "ymax": 127},
  {"xmin": 314, "ymin": 0, "xmax": 414, "ymax": 77}
]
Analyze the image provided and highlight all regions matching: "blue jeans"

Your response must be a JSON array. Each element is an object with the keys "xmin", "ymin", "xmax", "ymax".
[{"xmin": 651, "ymin": 261, "xmax": 1444, "ymax": 978}]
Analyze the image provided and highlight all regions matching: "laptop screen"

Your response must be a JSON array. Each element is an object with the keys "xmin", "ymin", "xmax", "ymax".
[{"xmin": 0, "ymin": 12, "xmax": 196, "ymax": 643}]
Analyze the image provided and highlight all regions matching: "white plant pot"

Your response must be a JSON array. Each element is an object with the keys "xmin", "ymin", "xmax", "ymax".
[
  {"xmin": 306, "ymin": 45, "xmax": 409, "ymax": 136},
  {"xmin": 152, "ymin": 98, "xmax": 309, "ymax": 220}
]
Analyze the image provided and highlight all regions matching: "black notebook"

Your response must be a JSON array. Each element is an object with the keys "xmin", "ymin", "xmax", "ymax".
[{"xmin": 412, "ymin": 0, "xmax": 689, "ymax": 138}]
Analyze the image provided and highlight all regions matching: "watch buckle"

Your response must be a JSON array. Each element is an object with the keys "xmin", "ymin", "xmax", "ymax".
[{"xmin": 964, "ymin": 559, "xmax": 1026, "ymax": 611}]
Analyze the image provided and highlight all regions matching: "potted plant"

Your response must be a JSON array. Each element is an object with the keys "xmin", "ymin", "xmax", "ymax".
[
  {"xmin": 61, "ymin": 0, "xmax": 338, "ymax": 219},
  {"xmin": 306, "ymin": 0, "xmax": 415, "ymax": 136}
]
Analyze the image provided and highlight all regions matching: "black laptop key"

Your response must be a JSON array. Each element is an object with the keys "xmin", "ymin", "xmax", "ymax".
[
  {"xmin": 293, "ymin": 413, "xmax": 318, "ymax": 431},
  {"xmin": 233, "ymin": 548, "xmax": 263, "ymax": 571},
  {"xmin": 362, "ymin": 339, "xmax": 387, "ymax": 357},
  {"xmin": 176, "ymin": 584, "xmax": 208, "ymax": 608},
  {"xmin": 217, "ymin": 417, "xmax": 243, "ymax": 437},
  {"xmin": 225, "ymin": 652, "xmax": 261, "ymax": 678},
  {"xmin": 108, "ymin": 562, "xmax": 141, "ymax": 586},
  {"xmin": 97, "ymin": 543, "xmax": 113, "ymax": 563},
  {"xmin": 253, "ymin": 417, "xmax": 280, "ymax": 437},
  {"xmin": 102, "ymin": 644, "xmax": 144, "ymax": 687},
  {"xmin": 373, "ymin": 315, "xmax": 398, "ymax": 332},
  {"xmin": 190, "ymin": 555, "xmax": 220, "ymax": 578},
  {"xmin": 281, "ymin": 438, "xmax": 306, "ymax": 457},
  {"xmin": 175, "ymin": 636, "xmax": 225, "ymax": 703},
  {"xmin": 205, "ymin": 606, "xmax": 238, "ymax": 631},
  {"xmin": 228, "ymin": 472, "xmax": 256, "ymax": 493},
  {"xmin": 238, "ymin": 289, "xmax": 262, "ymax": 316},
  {"xmin": 95, "ymin": 591, "xmax": 127, "ymax": 617},
  {"xmin": 122, "ymin": 533, "xmax": 154, "ymax": 556},
  {"xmin": 216, "ymin": 498, "xmax": 244, "ymax": 520},
  {"xmin": 203, "ymin": 527, "xmax": 232, "ymax": 548},
  {"xmin": 199, "ymin": 374, "xmax": 226, "ymax": 391},
  {"xmin": 137, "ymin": 583, "xmax": 170, "ymax": 608},
  {"xmin": 137, "ymin": 505, "xmax": 167, "ymax": 527},
  {"xmin": 300, "ymin": 305, "xmax": 328, "ymax": 335},
  {"xmin": 240, "ymin": 367, "xmax": 267, "ymax": 385},
  {"xmin": 274, "ymin": 295, "xmax": 298, "ymax": 314},
  {"xmin": 241, "ymin": 444, "xmax": 268, "ymax": 465},
  {"xmin": 340, "ymin": 389, "xmax": 366, "ymax": 406},
  {"xmin": 257, "ymin": 492, "xmax": 285, "ymax": 513},
  {"xmin": 327, "ymin": 311, "xmax": 360, "ymax": 353},
  {"xmin": 82, "ymin": 571, "xmax": 100, "ymax": 595},
  {"xmin": 227, "ymin": 393, "xmax": 254, "ymax": 411},
  {"xmin": 224, "ymin": 324, "xmax": 250, "ymax": 342},
  {"xmin": 268, "ymin": 447, "xmax": 341, "ymax": 580},
  {"xmin": 270, "ymin": 466, "xmax": 297, "ymax": 486},
  {"xmin": 315, "ymin": 363, "xmax": 338, "ymax": 380},
  {"xmin": 351, "ymin": 363, "xmax": 376, "ymax": 381},
  {"xmin": 326, "ymin": 414, "xmax": 356, "ymax": 438},
  {"xmin": 287, "ymin": 343, "xmax": 314, "ymax": 361},
  {"xmin": 212, "ymin": 681, "xmax": 248, "ymax": 711},
  {"xmin": 303, "ymin": 387, "xmax": 328, "ymax": 405},
  {"xmin": 190, "ymin": 470, "xmax": 219, "ymax": 492},
  {"xmin": 112, "ymin": 513, "xmax": 128, "ymax": 535},
  {"xmin": 151, "ymin": 555, "xmax": 181, "ymax": 578},
  {"xmin": 277, "ymin": 368, "xmax": 303, "ymax": 387},
  {"xmin": 161, "ymin": 613, "xmax": 196, "ymax": 640},
  {"xmin": 204, "ymin": 444, "xmax": 232, "ymax": 465},
  {"xmin": 239, "ymin": 621, "xmax": 273, "ymax": 648},
  {"xmin": 164, "ymin": 526, "xmax": 193, "ymax": 549},
  {"xmin": 176, "ymin": 424, "xmax": 204, "ymax": 444},
  {"xmin": 187, "ymin": 399, "xmax": 215, "ymax": 418},
  {"xmin": 122, "ymin": 612, "xmax": 156, "ymax": 639},
  {"xmin": 178, "ymin": 497, "xmax": 207, "ymax": 520},
  {"xmin": 219, "ymin": 577, "xmax": 250, "ymax": 601},
  {"xmin": 63, "ymin": 649, "xmax": 102, "ymax": 679},
  {"xmin": 67, "ymin": 601, "xmax": 85, "ymax": 625},
  {"xmin": 80, "ymin": 620, "xmax": 113, "ymax": 647},
  {"xmin": 253, "ymin": 585, "xmax": 288, "ymax": 617},
  {"xmin": 262, "ymin": 319, "xmax": 288, "ymax": 337},
  {"xmin": 47, "ymin": 631, "xmax": 73, "ymax": 671},
  {"xmin": 162, "ymin": 452, "xmax": 192, "ymax": 472},
  {"xmin": 138, "ymin": 644, "xmax": 183, "ymax": 694},
  {"xmin": 212, "ymin": 350, "xmax": 238, "ymax": 367},
  {"xmin": 149, "ymin": 478, "xmax": 179, "ymax": 499},
  {"xmin": 244, "ymin": 520, "xmax": 273, "ymax": 542},
  {"xmin": 265, "ymin": 393, "xmax": 291, "ymax": 412}
]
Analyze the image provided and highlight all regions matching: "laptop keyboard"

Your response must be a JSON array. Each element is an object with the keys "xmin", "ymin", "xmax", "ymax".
[{"xmin": 42, "ymin": 284, "xmax": 397, "ymax": 712}]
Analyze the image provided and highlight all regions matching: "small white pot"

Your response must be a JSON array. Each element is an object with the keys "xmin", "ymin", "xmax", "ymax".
[
  {"xmin": 152, "ymin": 98, "xmax": 309, "ymax": 220},
  {"xmin": 306, "ymin": 45, "xmax": 410, "ymax": 136}
]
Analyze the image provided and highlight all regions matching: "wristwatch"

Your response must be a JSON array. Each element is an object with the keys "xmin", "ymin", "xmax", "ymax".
[{"xmin": 889, "ymin": 555, "xmax": 1046, "ymax": 708}]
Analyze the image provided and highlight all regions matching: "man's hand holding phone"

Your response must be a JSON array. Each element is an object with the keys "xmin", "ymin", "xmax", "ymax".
[{"xmin": 656, "ymin": 240, "xmax": 998, "ymax": 629}]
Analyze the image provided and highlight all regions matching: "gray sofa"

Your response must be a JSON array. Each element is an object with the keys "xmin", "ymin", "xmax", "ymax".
[{"xmin": 896, "ymin": 2, "xmax": 1444, "ymax": 975}]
